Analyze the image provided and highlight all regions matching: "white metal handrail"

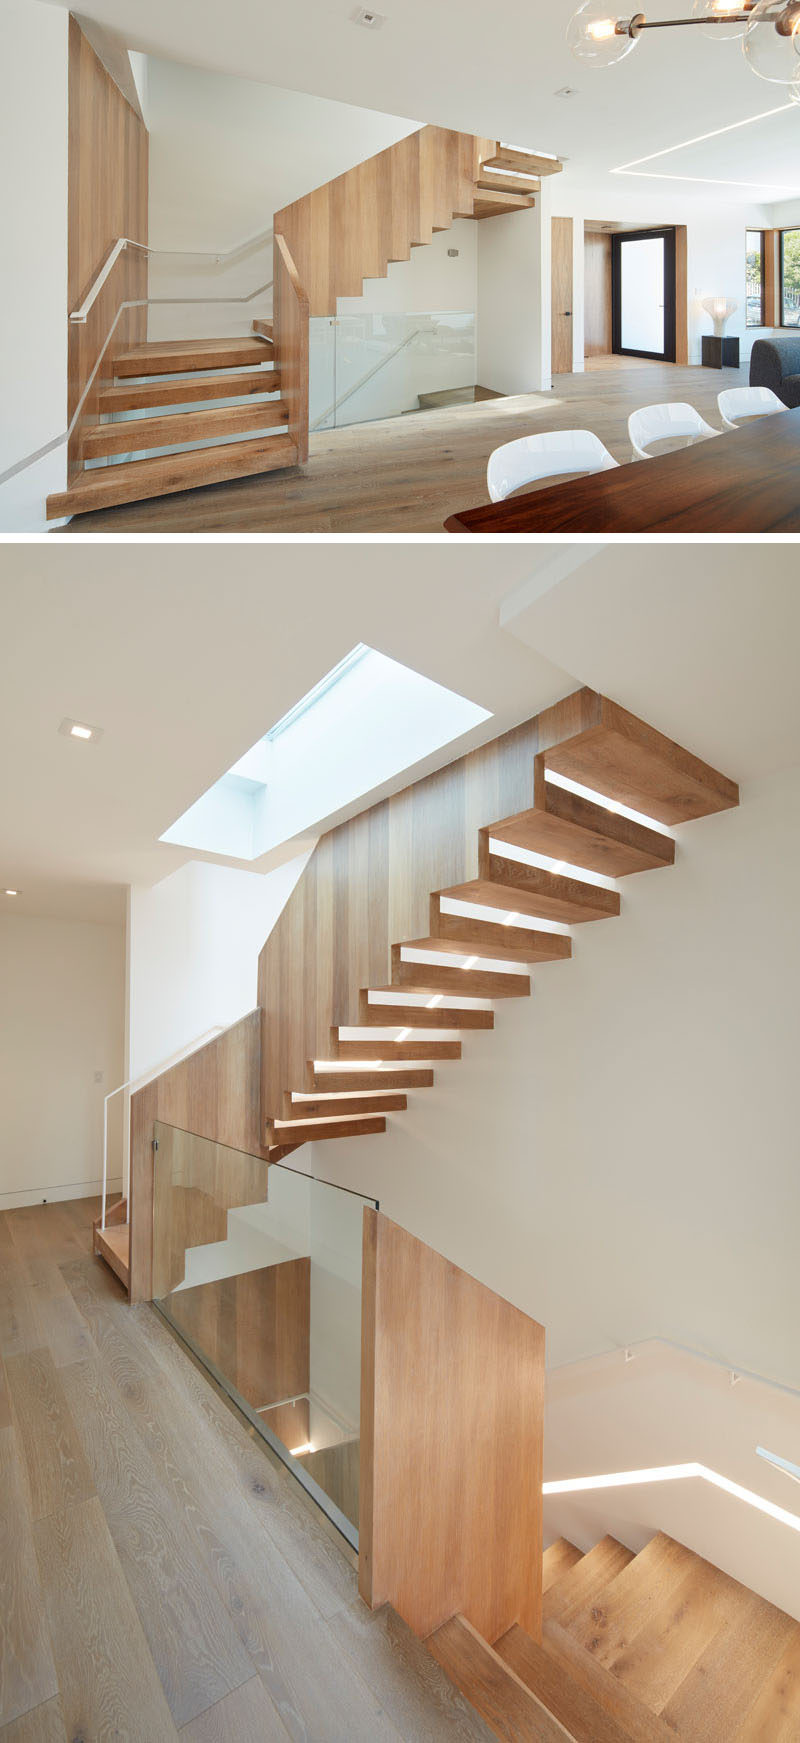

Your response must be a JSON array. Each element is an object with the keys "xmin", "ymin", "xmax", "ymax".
[
  {"xmin": 101, "ymin": 1026, "xmax": 224, "ymax": 1230},
  {"xmin": 71, "ymin": 226, "xmax": 274, "ymax": 324}
]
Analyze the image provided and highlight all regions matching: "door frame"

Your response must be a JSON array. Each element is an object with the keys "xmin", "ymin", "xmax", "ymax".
[{"xmin": 611, "ymin": 227, "xmax": 677, "ymax": 363}]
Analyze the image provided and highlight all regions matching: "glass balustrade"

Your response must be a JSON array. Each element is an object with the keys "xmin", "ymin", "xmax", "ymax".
[
  {"xmin": 309, "ymin": 311, "xmax": 477, "ymax": 430},
  {"xmin": 151, "ymin": 1121, "xmax": 375, "ymax": 1546}
]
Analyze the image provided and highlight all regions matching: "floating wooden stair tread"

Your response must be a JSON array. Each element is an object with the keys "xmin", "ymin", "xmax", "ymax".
[
  {"xmin": 473, "ymin": 189, "xmax": 536, "ymax": 220},
  {"xmin": 359, "ymin": 994, "xmax": 494, "ymax": 1029},
  {"xmin": 542, "ymin": 1621, "xmax": 675, "ymax": 1743},
  {"xmin": 252, "ymin": 319, "xmax": 274, "ymax": 339},
  {"xmin": 490, "ymin": 768, "xmax": 676, "ymax": 878},
  {"xmin": 542, "ymin": 1539, "xmax": 583, "ymax": 1594},
  {"xmin": 286, "ymin": 1092, "xmax": 408, "ymax": 1117},
  {"xmin": 483, "ymin": 149, "xmax": 563, "ymax": 176},
  {"xmin": 428, "ymin": 906, "xmax": 572, "ymax": 964},
  {"xmin": 568, "ymin": 1531, "xmax": 696, "ymax": 1664},
  {"xmin": 93, "ymin": 1221, "xmax": 130, "ymax": 1289},
  {"xmin": 113, "ymin": 337, "xmax": 272, "ymax": 377},
  {"xmin": 476, "ymin": 171, "xmax": 541, "ymax": 195},
  {"xmin": 545, "ymin": 1536, "xmax": 635, "ymax": 1626},
  {"xmin": 335, "ymin": 1034, "xmax": 462, "ymax": 1060},
  {"xmin": 46, "ymin": 435, "xmax": 298, "ymax": 518},
  {"xmin": 495, "ymin": 1624, "xmax": 633, "ymax": 1743},
  {"xmin": 309, "ymin": 1066, "xmax": 435, "ymax": 1091},
  {"xmin": 268, "ymin": 1115, "xmax": 386, "ymax": 1143},
  {"xmin": 81, "ymin": 399, "xmax": 289, "ymax": 460},
  {"xmin": 390, "ymin": 957, "xmax": 531, "ymax": 999},
  {"xmin": 473, "ymin": 855, "xmax": 621, "ymax": 925},
  {"xmin": 427, "ymin": 1613, "xmax": 570, "ymax": 1742},
  {"xmin": 97, "ymin": 370, "xmax": 280, "ymax": 413},
  {"xmin": 542, "ymin": 690, "xmax": 739, "ymax": 825}
]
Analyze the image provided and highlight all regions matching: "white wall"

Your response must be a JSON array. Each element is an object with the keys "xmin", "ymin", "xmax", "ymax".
[
  {"xmin": 552, "ymin": 185, "xmax": 774, "ymax": 365},
  {"xmin": 127, "ymin": 853, "xmax": 313, "ymax": 1081},
  {"xmin": 476, "ymin": 186, "xmax": 552, "ymax": 395},
  {"xmin": 304, "ymin": 762, "xmax": 800, "ymax": 1397},
  {"xmin": 0, "ymin": 914, "xmax": 125, "ymax": 1208},
  {"xmin": 0, "ymin": 0, "xmax": 69, "ymax": 532},
  {"xmin": 144, "ymin": 55, "xmax": 419, "ymax": 340}
]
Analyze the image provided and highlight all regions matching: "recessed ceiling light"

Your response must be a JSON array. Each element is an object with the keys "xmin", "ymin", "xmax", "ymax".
[
  {"xmin": 351, "ymin": 6, "xmax": 386, "ymax": 26},
  {"xmin": 4, "ymin": 889, "xmax": 19, "ymax": 897},
  {"xmin": 59, "ymin": 717, "xmax": 103, "ymax": 743},
  {"xmin": 555, "ymin": 86, "xmax": 579, "ymax": 97}
]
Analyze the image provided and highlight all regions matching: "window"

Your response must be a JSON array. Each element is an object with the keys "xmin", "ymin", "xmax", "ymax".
[
  {"xmin": 745, "ymin": 230, "xmax": 765, "ymax": 328},
  {"xmin": 781, "ymin": 230, "xmax": 800, "ymax": 329}
]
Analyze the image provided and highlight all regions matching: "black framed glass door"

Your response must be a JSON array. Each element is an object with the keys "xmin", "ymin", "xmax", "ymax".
[{"xmin": 612, "ymin": 228, "xmax": 676, "ymax": 362}]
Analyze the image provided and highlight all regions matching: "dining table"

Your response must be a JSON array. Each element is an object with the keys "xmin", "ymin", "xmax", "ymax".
[{"xmin": 444, "ymin": 406, "xmax": 800, "ymax": 534}]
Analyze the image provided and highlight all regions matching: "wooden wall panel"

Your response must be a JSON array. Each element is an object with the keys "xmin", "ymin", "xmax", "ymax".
[
  {"xmin": 551, "ymin": 216, "xmax": 574, "ymax": 374},
  {"xmin": 359, "ymin": 1210, "xmax": 545, "ymax": 1643},
  {"xmin": 274, "ymin": 233, "xmax": 309, "ymax": 465},
  {"xmin": 257, "ymin": 689, "xmax": 599, "ymax": 1120},
  {"xmin": 129, "ymin": 1009, "xmax": 266, "ymax": 1303},
  {"xmin": 68, "ymin": 17, "xmax": 148, "ymax": 472},
  {"xmin": 584, "ymin": 231, "xmax": 612, "ymax": 358},
  {"xmin": 164, "ymin": 1258, "xmax": 310, "ymax": 1411}
]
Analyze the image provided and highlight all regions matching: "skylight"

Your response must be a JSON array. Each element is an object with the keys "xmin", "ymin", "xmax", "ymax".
[{"xmin": 160, "ymin": 645, "xmax": 492, "ymax": 863}]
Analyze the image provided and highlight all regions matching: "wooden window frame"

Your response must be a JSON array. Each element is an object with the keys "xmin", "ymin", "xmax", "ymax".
[{"xmin": 779, "ymin": 227, "xmax": 800, "ymax": 331}]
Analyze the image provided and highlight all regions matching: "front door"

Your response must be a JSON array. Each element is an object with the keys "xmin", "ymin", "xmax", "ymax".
[
  {"xmin": 551, "ymin": 217, "xmax": 574, "ymax": 374},
  {"xmin": 611, "ymin": 228, "xmax": 677, "ymax": 362}
]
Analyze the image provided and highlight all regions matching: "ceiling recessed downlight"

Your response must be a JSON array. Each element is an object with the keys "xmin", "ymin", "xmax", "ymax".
[
  {"xmin": 351, "ymin": 6, "xmax": 386, "ymax": 26},
  {"xmin": 59, "ymin": 717, "xmax": 103, "ymax": 743},
  {"xmin": 4, "ymin": 889, "xmax": 19, "ymax": 896}
]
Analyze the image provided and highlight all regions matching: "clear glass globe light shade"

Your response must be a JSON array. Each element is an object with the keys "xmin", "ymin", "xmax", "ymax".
[
  {"xmin": 790, "ymin": 62, "xmax": 800, "ymax": 97},
  {"xmin": 744, "ymin": 0, "xmax": 800, "ymax": 84},
  {"xmin": 691, "ymin": 0, "xmax": 750, "ymax": 42},
  {"xmin": 567, "ymin": 0, "xmax": 639, "ymax": 65}
]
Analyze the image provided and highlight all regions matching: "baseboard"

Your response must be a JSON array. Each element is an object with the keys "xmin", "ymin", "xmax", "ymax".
[{"xmin": 0, "ymin": 1176, "xmax": 123, "ymax": 1211}]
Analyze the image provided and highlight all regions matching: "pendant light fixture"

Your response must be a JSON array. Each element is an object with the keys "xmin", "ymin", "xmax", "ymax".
[{"xmin": 568, "ymin": 0, "xmax": 800, "ymax": 87}]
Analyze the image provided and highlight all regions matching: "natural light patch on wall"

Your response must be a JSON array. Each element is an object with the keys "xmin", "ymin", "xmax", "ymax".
[{"xmin": 160, "ymin": 644, "xmax": 492, "ymax": 862}]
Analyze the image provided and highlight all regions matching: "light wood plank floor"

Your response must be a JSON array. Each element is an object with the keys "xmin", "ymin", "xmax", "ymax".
[
  {"xmin": 60, "ymin": 359, "xmax": 750, "ymax": 535},
  {"xmin": 0, "ymin": 1197, "xmax": 492, "ymax": 1742}
]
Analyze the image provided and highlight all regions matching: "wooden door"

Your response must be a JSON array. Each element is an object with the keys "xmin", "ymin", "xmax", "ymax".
[{"xmin": 551, "ymin": 216, "xmax": 574, "ymax": 374}]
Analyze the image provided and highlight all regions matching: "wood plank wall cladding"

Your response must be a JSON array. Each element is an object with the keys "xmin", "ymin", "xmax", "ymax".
[
  {"xmin": 163, "ymin": 1258, "xmax": 311, "ymax": 1411},
  {"xmin": 129, "ymin": 1010, "xmax": 266, "ymax": 1304},
  {"xmin": 584, "ymin": 232, "xmax": 612, "ymax": 358},
  {"xmin": 359, "ymin": 1210, "xmax": 545, "ymax": 1643},
  {"xmin": 257, "ymin": 688, "xmax": 602, "ymax": 1123},
  {"xmin": 273, "ymin": 125, "xmax": 495, "ymax": 318},
  {"xmin": 68, "ymin": 17, "xmax": 148, "ymax": 474}
]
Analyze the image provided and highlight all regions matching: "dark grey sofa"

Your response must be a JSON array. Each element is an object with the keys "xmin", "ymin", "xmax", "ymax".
[{"xmin": 749, "ymin": 336, "xmax": 800, "ymax": 408}]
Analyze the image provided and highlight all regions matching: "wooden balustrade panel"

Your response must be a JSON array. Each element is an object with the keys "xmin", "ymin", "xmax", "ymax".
[
  {"xmin": 359, "ymin": 1210, "xmax": 545, "ymax": 1643},
  {"xmin": 68, "ymin": 18, "xmax": 148, "ymax": 473},
  {"xmin": 274, "ymin": 233, "xmax": 309, "ymax": 464},
  {"xmin": 257, "ymin": 689, "xmax": 601, "ymax": 1118},
  {"xmin": 129, "ymin": 1009, "xmax": 267, "ymax": 1303},
  {"xmin": 163, "ymin": 1257, "xmax": 310, "ymax": 1412}
]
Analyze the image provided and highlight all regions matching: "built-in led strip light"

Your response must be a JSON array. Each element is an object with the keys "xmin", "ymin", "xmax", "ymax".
[
  {"xmin": 544, "ymin": 1462, "xmax": 800, "ymax": 1534},
  {"xmin": 544, "ymin": 769, "xmax": 674, "ymax": 838},
  {"xmin": 439, "ymin": 896, "xmax": 572, "ymax": 938}
]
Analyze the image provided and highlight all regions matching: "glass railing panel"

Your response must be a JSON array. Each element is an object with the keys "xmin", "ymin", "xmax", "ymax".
[
  {"xmin": 152, "ymin": 1121, "xmax": 375, "ymax": 1544},
  {"xmin": 309, "ymin": 311, "xmax": 476, "ymax": 429},
  {"xmin": 308, "ymin": 316, "xmax": 337, "ymax": 431}
]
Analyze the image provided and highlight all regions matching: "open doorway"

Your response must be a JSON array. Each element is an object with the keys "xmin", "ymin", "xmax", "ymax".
[{"xmin": 582, "ymin": 221, "xmax": 688, "ymax": 368}]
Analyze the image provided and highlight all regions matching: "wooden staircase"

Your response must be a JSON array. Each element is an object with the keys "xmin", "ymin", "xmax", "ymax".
[
  {"xmin": 427, "ymin": 1532, "xmax": 800, "ymax": 1741},
  {"xmin": 262, "ymin": 689, "xmax": 737, "ymax": 1160},
  {"xmin": 92, "ymin": 1194, "xmax": 129, "ymax": 1288},
  {"xmin": 46, "ymin": 328, "xmax": 294, "ymax": 519}
]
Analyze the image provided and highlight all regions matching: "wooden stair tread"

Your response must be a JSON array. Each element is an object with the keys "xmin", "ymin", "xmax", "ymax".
[
  {"xmin": 309, "ymin": 1066, "xmax": 434, "ymax": 1091},
  {"xmin": 495, "ymin": 1624, "xmax": 632, "ymax": 1743},
  {"xmin": 427, "ymin": 1614, "xmax": 571, "ymax": 1742},
  {"xmin": 81, "ymin": 399, "xmax": 289, "ymax": 459},
  {"xmin": 114, "ymin": 337, "xmax": 271, "ymax": 377},
  {"xmin": 334, "ymin": 1035, "xmax": 462, "ymax": 1060},
  {"xmin": 545, "ymin": 1537, "xmax": 635, "ymax": 1626},
  {"xmin": 733, "ymin": 1626, "xmax": 800, "ymax": 1742},
  {"xmin": 268, "ymin": 1115, "xmax": 386, "ymax": 1142},
  {"xmin": 605, "ymin": 1548, "xmax": 757, "ymax": 1713},
  {"xmin": 483, "ymin": 150, "xmax": 563, "ymax": 176},
  {"xmin": 252, "ymin": 319, "xmax": 274, "ymax": 339},
  {"xmin": 286, "ymin": 1092, "xmax": 408, "ymax": 1117},
  {"xmin": 490, "ymin": 768, "xmax": 676, "ymax": 878},
  {"xmin": 46, "ymin": 435, "xmax": 298, "ymax": 518},
  {"xmin": 390, "ymin": 957, "xmax": 531, "ymax": 999},
  {"xmin": 473, "ymin": 190, "xmax": 536, "ymax": 220},
  {"xmin": 660, "ymin": 1580, "xmax": 798, "ymax": 1743},
  {"xmin": 542, "ymin": 1621, "xmax": 675, "ymax": 1743},
  {"xmin": 567, "ymin": 1532, "xmax": 697, "ymax": 1662},
  {"xmin": 543, "ymin": 1540, "xmax": 583, "ymax": 1594},
  {"xmin": 94, "ymin": 1221, "xmax": 130, "ymax": 1288},
  {"xmin": 476, "ymin": 171, "xmax": 542, "ymax": 195},
  {"xmin": 359, "ymin": 995, "xmax": 494, "ymax": 1029},
  {"xmin": 542, "ymin": 691, "xmax": 738, "ymax": 825},
  {"xmin": 98, "ymin": 370, "xmax": 280, "ymax": 412},
  {"xmin": 427, "ymin": 908, "xmax": 572, "ymax": 964},
  {"xmin": 471, "ymin": 855, "xmax": 621, "ymax": 925}
]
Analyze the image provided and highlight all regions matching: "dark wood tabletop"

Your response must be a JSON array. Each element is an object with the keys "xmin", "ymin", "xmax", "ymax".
[{"xmin": 444, "ymin": 406, "xmax": 800, "ymax": 534}]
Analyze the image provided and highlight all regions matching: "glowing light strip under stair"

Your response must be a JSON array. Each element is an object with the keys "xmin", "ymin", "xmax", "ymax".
[{"xmin": 543, "ymin": 1462, "xmax": 800, "ymax": 1534}]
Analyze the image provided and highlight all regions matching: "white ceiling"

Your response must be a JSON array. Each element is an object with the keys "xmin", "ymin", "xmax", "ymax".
[
  {"xmin": 4, "ymin": 544, "xmax": 800, "ymax": 928},
  {"xmin": 40, "ymin": 0, "xmax": 800, "ymax": 203}
]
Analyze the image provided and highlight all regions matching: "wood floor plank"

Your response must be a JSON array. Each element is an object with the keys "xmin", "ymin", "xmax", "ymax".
[
  {"xmin": 21, "ymin": 1261, "xmax": 96, "ymax": 1370},
  {"xmin": 60, "ymin": 1357, "xmax": 256, "ymax": 1728},
  {"xmin": 32, "ymin": 1497, "xmax": 177, "ymax": 1741},
  {"xmin": 179, "ymin": 1676, "xmax": 290, "ymax": 1742},
  {"xmin": 328, "ymin": 1598, "xmax": 495, "ymax": 1741},
  {"xmin": 4, "ymin": 1348, "xmax": 94, "ymax": 1520},
  {"xmin": 0, "ymin": 1696, "xmax": 66, "ymax": 1741},
  {"xmin": 0, "ymin": 1429, "xmax": 59, "ymax": 1728}
]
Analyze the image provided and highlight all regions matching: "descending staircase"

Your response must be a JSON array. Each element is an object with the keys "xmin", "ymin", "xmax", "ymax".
[
  {"xmin": 263, "ymin": 692, "xmax": 736, "ymax": 1159},
  {"xmin": 92, "ymin": 1194, "xmax": 129, "ymax": 1289},
  {"xmin": 427, "ymin": 1532, "xmax": 800, "ymax": 1740},
  {"xmin": 46, "ymin": 328, "xmax": 293, "ymax": 519}
]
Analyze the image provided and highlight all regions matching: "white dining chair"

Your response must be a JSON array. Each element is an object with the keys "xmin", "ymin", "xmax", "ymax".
[
  {"xmin": 717, "ymin": 385, "xmax": 784, "ymax": 432},
  {"xmin": 487, "ymin": 430, "xmax": 619, "ymax": 503},
  {"xmin": 628, "ymin": 403, "xmax": 719, "ymax": 462}
]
